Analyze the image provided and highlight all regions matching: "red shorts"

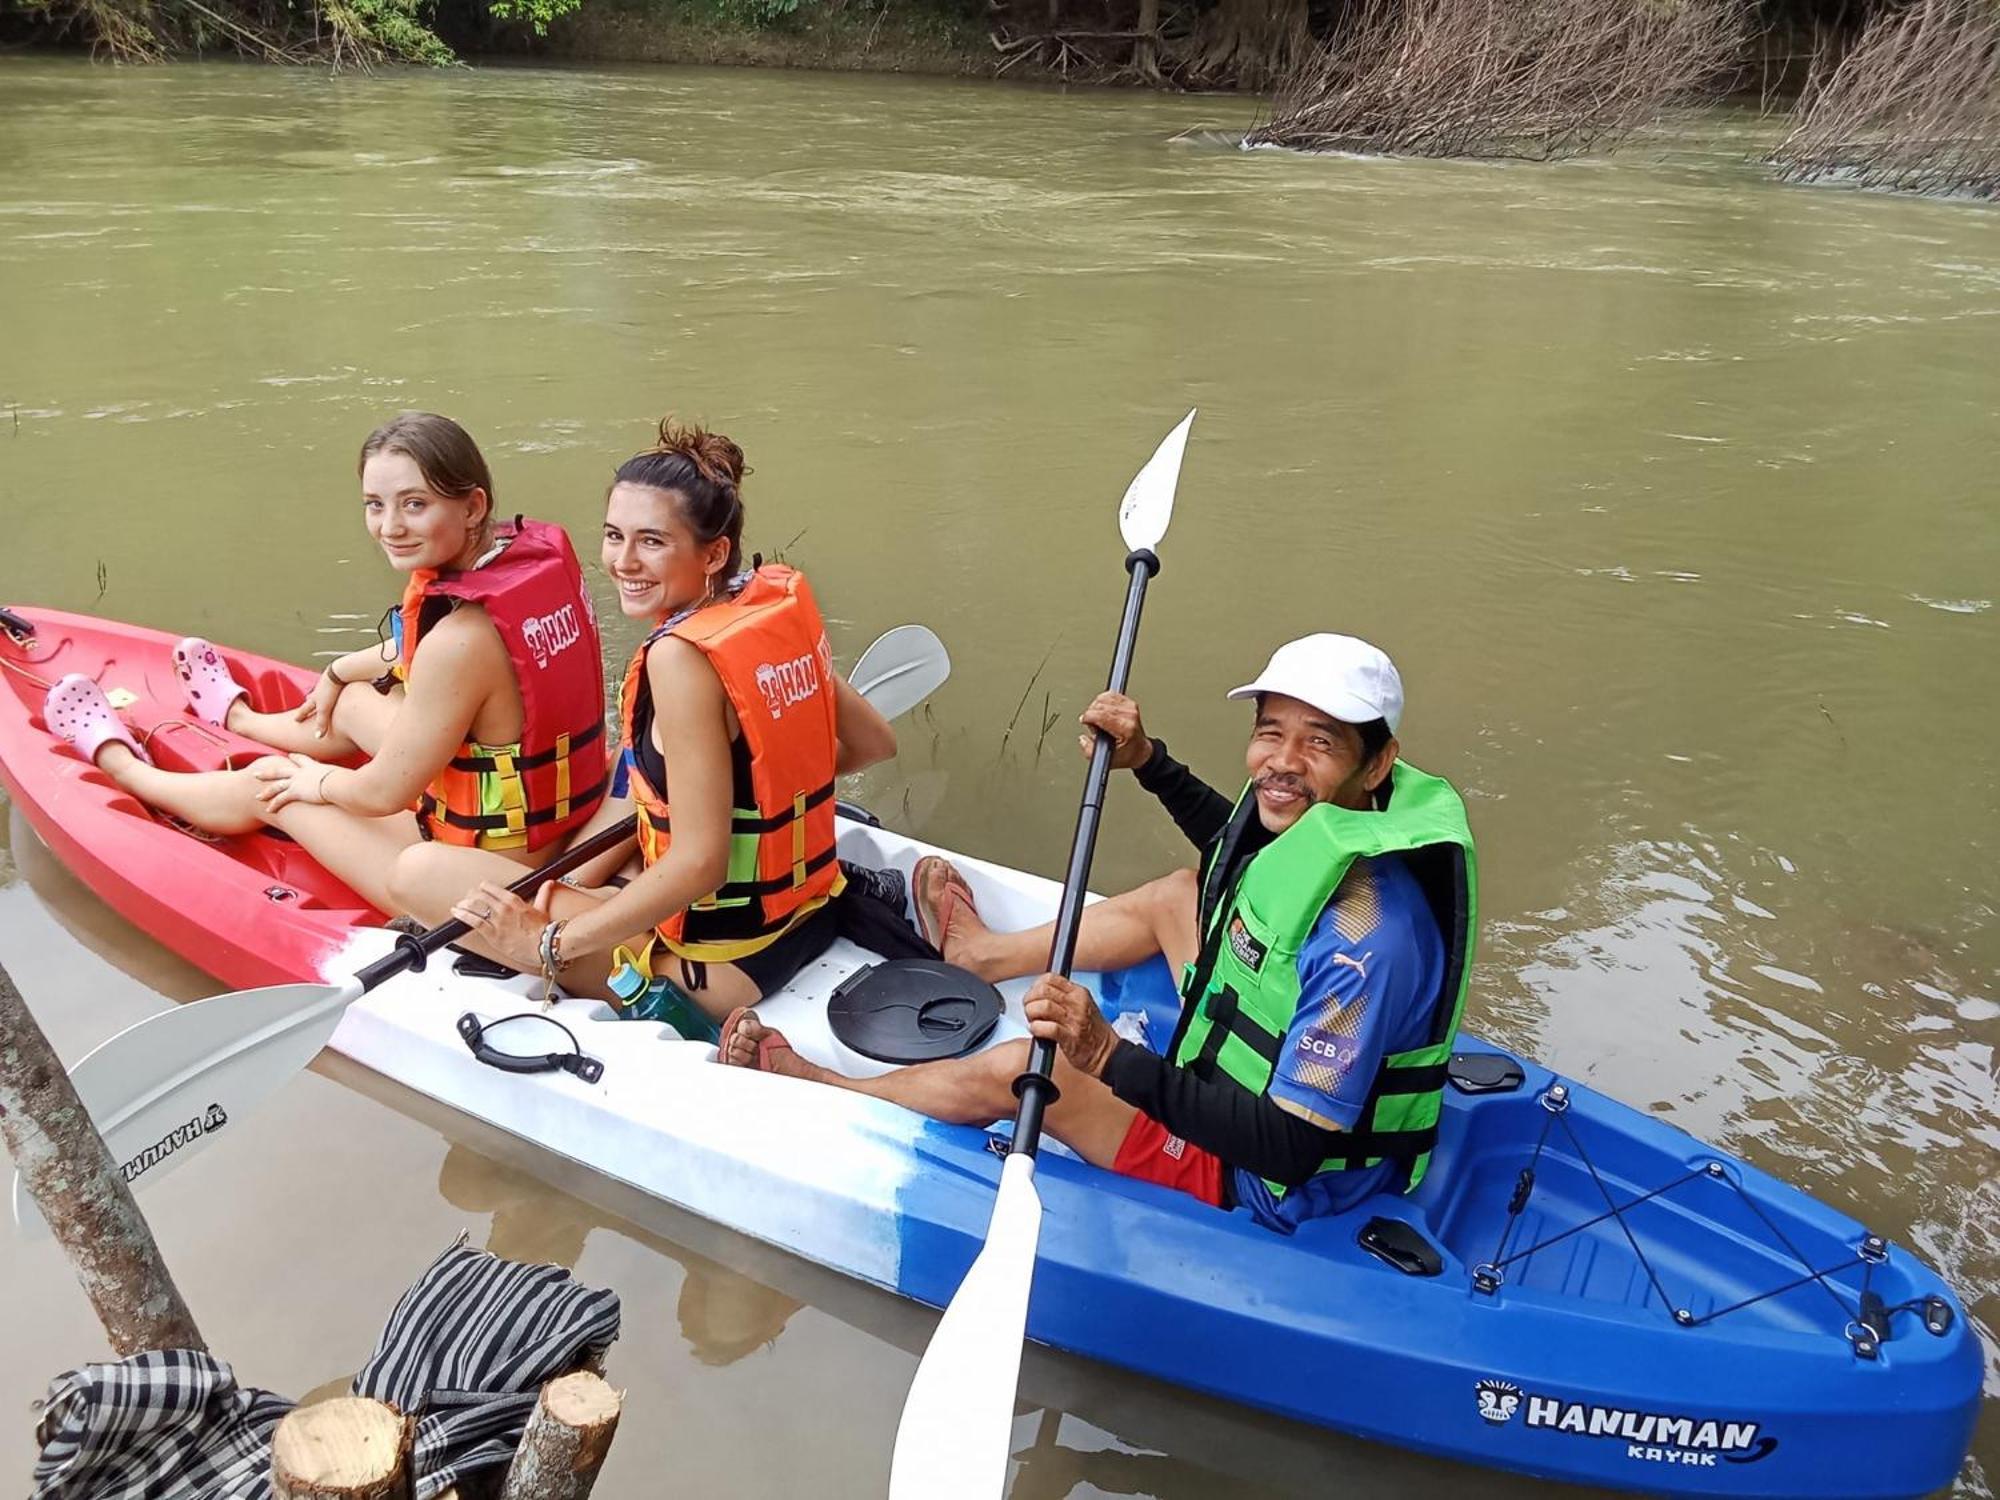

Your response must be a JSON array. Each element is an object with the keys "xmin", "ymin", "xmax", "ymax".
[{"xmin": 1111, "ymin": 1112, "xmax": 1227, "ymax": 1207}]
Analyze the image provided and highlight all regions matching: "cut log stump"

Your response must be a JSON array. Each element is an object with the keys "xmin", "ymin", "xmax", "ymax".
[
  {"xmin": 499, "ymin": 1371, "xmax": 623, "ymax": 1500},
  {"xmin": 270, "ymin": 1397, "xmax": 414, "ymax": 1500}
]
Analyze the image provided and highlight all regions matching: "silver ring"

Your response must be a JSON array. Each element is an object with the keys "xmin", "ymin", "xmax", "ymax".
[{"xmin": 470, "ymin": 904, "xmax": 491, "ymax": 922}]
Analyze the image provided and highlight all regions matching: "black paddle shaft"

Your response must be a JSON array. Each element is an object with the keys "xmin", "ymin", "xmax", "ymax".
[
  {"xmin": 352, "ymin": 814, "xmax": 640, "ymax": 992},
  {"xmin": 1010, "ymin": 547, "xmax": 1159, "ymax": 1160}
]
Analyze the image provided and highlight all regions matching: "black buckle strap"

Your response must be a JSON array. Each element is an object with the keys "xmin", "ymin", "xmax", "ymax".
[
  {"xmin": 1189, "ymin": 984, "xmax": 1238, "ymax": 1083},
  {"xmin": 448, "ymin": 718, "xmax": 604, "ymax": 774},
  {"xmin": 711, "ymin": 843, "xmax": 840, "ymax": 900},
  {"xmin": 653, "ymin": 782, "xmax": 838, "ymax": 837},
  {"xmin": 1369, "ymin": 1062, "xmax": 1449, "ymax": 1096},
  {"xmin": 1331, "ymin": 1121, "xmax": 1440, "ymax": 1169},
  {"xmin": 423, "ymin": 775, "xmax": 611, "ymax": 833}
]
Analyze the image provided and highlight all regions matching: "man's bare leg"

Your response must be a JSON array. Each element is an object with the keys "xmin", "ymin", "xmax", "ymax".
[
  {"xmin": 717, "ymin": 1030, "xmax": 1138, "ymax": 1168},
  {"xmin": 921, "ymin": 860, "xmax": 1201, "ymax": 985}
]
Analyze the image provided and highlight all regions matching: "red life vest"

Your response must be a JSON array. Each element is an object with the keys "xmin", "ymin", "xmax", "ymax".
[
  {"xmin": 619, "ymin": 564, "xmax": 843, "ymax": 961},
  {"xmin": 397, "ymin": 517, "xmax": 608, "ymax": 852}
]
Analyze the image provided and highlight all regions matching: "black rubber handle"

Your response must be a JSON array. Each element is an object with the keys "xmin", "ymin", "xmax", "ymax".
[{"xmin": 1010, "ymin": 548, "xmax": 1160, "ymax": 1160}]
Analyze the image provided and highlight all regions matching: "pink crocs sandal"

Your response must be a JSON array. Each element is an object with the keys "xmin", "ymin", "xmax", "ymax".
[
  {"xmin": 44, "ymin": 674, "xmax": 151, "ymax": 767},
  {"xmin": 172, "ymin": 636, "xmax": 248, "ymax": 727}
]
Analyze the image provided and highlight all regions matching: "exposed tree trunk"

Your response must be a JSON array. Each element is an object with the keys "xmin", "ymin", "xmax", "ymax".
[
  {"xmin": 1134, "ymin": 0, "xmax": 1162, "ymax": 83},
  {"xmin": 0, "ymin": 959, "xmax": 205, "ymax": 1356},
  {"xmin": 270, "ymin": 1398, "xmax": 415, "ymax": 1500},
  {"xmin": 1185, "ymin": 0, "xmax": 1309, "ymax": 89},
  {"xmin": 498, "ymin": 1372, "xmax": 623, "ymax": 1500}
]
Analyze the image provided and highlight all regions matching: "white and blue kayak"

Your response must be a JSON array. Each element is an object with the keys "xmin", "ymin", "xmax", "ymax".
[{"xmin": 0, "ymin": 608, "xmax": 1983, "ymax": 1497}]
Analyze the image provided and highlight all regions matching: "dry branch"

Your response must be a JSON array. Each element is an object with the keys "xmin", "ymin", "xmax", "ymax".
[
  {"xmin": 0, "ymin": 958, "xmax": 205, "ymax": 1357},
  {"xmin": 1248, "ymin": 0, "xmax": 1747, "ymax": 159},
  {"xmin": 1767, "ymin": 0, "xmax": 2000, "ymax": 199}
]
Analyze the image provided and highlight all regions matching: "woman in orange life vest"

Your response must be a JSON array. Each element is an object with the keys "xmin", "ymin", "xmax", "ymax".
[
  {"xmin": 41, "ymin": 412, "xmax": 609, "ymax": 915},
  {"xmin": 391, "ymin": 418, "xmax": 899, "ymax": 1023}
]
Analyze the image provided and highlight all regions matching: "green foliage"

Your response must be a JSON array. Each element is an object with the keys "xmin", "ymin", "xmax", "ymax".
[
  {"xmin": 718, "ymin": 0, "xmax": 806, "ymax": 31},
  {"xmin": 325, "ymin": 0, "xmax": 458, "ymax": 62},
  {"xmin": 487, "ymin": 0, "xmax": 581, "ymax": 35}
]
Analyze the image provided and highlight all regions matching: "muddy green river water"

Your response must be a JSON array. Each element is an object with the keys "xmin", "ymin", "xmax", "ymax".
[{"xmin": 0, "ymin": 54, "xmax": 1994, "ymax": 1495}]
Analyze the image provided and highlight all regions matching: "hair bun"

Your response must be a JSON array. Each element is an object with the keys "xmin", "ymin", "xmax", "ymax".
[{"xmin": 652, "ymin": 417, "xmax": 748, "ymax": 492}]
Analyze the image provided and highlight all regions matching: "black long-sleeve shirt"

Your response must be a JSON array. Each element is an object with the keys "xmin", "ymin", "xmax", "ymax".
[{"xmin": 1098, "ymin": 738, "xmax": 1349, "ymax": 1190}]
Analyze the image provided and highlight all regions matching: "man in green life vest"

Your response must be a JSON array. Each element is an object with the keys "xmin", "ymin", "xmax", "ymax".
[{"xmin": 719, "ymin": 634, "xmax": 1478, "ymax": 1232}]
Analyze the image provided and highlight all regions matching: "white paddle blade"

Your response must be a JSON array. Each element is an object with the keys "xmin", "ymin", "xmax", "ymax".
[
  {"xmin": 889, "ymin": 1151, "xmax": 1044, "ymax": 1499},
  {"xmin": 11, "ymin": 979, "xmax": 356, "ymax": 1234},
  {"xmin": 851, "ymin": 624, "xmax": 951, "ymax": 723},
  {"xmin": 1117, "ymin": 408, "xmax": 1196, "ymax": 554}
]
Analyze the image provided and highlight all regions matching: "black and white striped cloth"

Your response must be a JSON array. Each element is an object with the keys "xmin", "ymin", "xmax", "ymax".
[{"xmin": 32, "ymin": 1238, "xmax": 621, "ymax": 1500}]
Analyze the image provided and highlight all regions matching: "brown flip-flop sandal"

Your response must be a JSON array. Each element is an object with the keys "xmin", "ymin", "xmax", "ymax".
[
  {"xmin": 911, "ymin": 854, "xmax": 977, "ymax": 954},
  {"xmin": 715, "ymin": 1006, "xmax": 796, "ymax": 1073}
]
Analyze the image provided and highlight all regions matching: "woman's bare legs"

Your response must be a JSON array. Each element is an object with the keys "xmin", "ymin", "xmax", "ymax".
[
  {"xmin": 95, "ymin": 743, "xmax": 267, "ymax": 835},
  {"xmin": 224, "ymin": 679, "xmax": 402, "ymax": 760},
  {"xmin": 94, "ymin": 741, "xmax": 428, "ymax": 915},
  {"xmin": 263, "ymin": 800, "xmax": 428, "ymax": 915}
]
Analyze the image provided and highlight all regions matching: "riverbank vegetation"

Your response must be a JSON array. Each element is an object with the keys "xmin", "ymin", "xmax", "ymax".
[
  {"xmin": 6, "ymin": 0, "xmax": 1999, "ymax": 199},
  {"xmin": 1244, "ymin": 0, "xmax": 1745, "ymax": 160},
  {"xmin": 1, "ymin": 0, "xmax": 578, "ymax": 62},
  {"xmin": 1768, "ymin": 0, "xmax": 2000, "ymax": 199}
]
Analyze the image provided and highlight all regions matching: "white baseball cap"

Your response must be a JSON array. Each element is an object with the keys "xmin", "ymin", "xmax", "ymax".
[{"xmin": 1227, "ymin": 634, "xmax": 1404, "ymax": 734}]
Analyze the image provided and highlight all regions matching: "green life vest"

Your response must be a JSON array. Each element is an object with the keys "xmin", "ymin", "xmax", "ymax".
[{"xmin": 1166, "ymin": 760, "xmax": 1478, "ymax": 1193}]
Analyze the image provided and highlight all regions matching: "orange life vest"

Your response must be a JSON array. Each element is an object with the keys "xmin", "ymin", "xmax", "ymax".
[
  {"xmin": 398, "ymin": 517, "xmax": 608, "ymax": 852},
  {"xmin": 619, "ymin": 564, "xmax": 843, "ymax": 961}
]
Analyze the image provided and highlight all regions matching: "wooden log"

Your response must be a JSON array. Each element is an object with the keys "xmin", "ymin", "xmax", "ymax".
[
  {"xmin": 498, "ymin": 1372, "xmax": 622, "ymax": 1500},
  {"xmin": 0, "ymin": 958, "xmax": 204, "ymax": 1355},
  {"xmin": 270, "ymin": 1398, "xmax": 414, "ymax": 1500}
]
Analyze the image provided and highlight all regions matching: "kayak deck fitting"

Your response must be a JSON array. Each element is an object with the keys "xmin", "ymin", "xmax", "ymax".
[{"xmin": 0, "ymin": 606, "xmax": 1983, "ymax": 1498}]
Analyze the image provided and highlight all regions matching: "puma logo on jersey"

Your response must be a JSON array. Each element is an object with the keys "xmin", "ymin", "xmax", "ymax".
[{"xmin": 1330, "ymin": 951, "xmax": 1371, "ymax": 980}]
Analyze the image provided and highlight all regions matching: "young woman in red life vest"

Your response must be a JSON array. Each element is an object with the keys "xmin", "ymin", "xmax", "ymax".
[
  {"xmin": 42, "ymin": 412, "xmax": 608, "ymax": 915},
  {"xmin": 391, "ymin": 417, "xmax": 899, "ymax": 1030}
]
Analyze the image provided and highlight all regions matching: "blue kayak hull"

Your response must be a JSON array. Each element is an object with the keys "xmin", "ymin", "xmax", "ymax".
[{"xmin": 875, "ymin": 963, "xmax": 1982, "ymax": 1497}]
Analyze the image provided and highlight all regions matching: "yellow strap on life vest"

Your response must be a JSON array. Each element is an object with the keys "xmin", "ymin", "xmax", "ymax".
[
  {"xmin": 790, "ymin": 790, "xmax": 808, "ymax": 889},
  {"xmin": 493, "ymin": 750, "xmax": 525, "ymax": 835},
  {"xmin": 553, "ymin": 731, "xmax": 572, "ymax": 822}
]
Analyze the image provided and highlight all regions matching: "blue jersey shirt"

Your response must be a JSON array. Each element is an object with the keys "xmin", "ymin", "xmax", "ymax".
[{"xmin": 1231, "ymin": 852, "xmax": 1445, "ymax": 1233}]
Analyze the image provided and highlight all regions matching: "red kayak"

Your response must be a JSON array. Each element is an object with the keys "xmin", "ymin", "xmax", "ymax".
[{"xmin": 0, "ymin": 606, "xmax": 381, "ymax": 989}]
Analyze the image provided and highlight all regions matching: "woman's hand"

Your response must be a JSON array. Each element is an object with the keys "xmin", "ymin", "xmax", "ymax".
[
  {"xmin": 253, "ymin": 752, "xmax": 335, "ymax": 812},
  {"xmin": 1023, "ymin": 973, "xmax": 1120, "ymax": 1078},
  {"xmin": 1078, "ymin": 691, "xmax": 1153, "ymax": 771},
  {"xmin": 293, "ymin": 668, "xmax": 345, "ymax": 739},
  {"xmin": 451, "ymin": 880, "xmax": 558, "ymax": 974}
]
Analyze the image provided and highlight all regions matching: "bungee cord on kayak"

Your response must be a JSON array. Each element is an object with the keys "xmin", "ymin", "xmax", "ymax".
[{"xmin": 1471, "ymin": 1079, "xmax": 1958, "ymax": 1356}]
